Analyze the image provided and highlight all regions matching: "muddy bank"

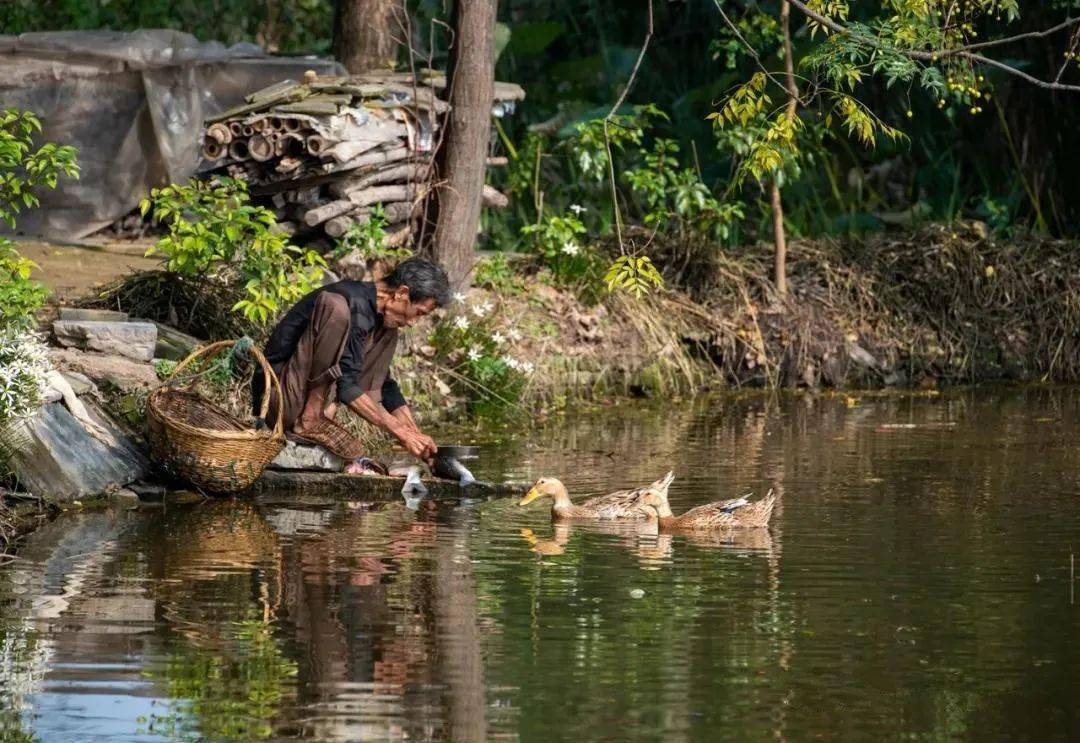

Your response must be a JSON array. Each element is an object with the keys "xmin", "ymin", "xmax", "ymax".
[{"xmin": 69, "ymin": 223, "xmax": 1080, "ymax": 426}]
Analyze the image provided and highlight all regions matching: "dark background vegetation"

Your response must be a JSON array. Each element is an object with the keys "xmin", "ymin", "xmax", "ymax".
[{"xmin": 3, "ymin": 0, "xmax": 1079, "ymax": 240}]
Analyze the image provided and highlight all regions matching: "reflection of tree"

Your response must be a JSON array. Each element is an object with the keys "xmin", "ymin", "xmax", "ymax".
[{"xmin": 144, "ymin": 618, "xmax": 298, "ymax": 742}]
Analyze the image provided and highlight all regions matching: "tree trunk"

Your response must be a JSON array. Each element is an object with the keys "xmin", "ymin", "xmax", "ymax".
[
  {"xmin": 771, "ymin": 0, "xmax": 799, "ymax": 298},
  {"xmin": 333, "ymin": 0, "xmax": 400, "ymax": 73},
  {"xmin": 432, "ymin": 0, "xmax": 498, "ymax": 289}
]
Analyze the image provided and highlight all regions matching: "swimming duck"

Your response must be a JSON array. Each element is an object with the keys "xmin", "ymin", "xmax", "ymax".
[
  {"xmin": 518, "ymin": 472, "xmax": 675, "ymax": 521},
  {"xmin": 638, "ymin": 489, "xmax": 777, "ymax": 529}
]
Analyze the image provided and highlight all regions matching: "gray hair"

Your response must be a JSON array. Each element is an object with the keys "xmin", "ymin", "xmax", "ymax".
[{"xmin": 383, "ymin": 257, "xmax": 451, "ymax": 307}]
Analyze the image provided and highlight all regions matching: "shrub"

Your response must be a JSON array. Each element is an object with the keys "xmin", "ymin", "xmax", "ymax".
[
  {"xmin": 0, "ymin": 108, "xmax": 79, "ymax": 332},
  {"xmin": 333, "ymin": 205, "xmax": 411, "ymax": 263},
  {"xmin": 0, "ymin": 329, "xmax": 50, "ymax": 427},
  {"xmin": 141, "ymin": 177, "xmax": 326, "ymax": 325},
  {"xmin": 429, "ymin": 294, "xmax": 528, "ymax": 409},
  {"xmin": 473, "ymin": 253, "xmax": 523, "ymax": 294}
]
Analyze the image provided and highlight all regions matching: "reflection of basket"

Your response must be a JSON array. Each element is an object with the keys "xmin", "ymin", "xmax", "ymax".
[{"xmin": 147, "ymin": 340, "xmax": 284, "ymax": 493}]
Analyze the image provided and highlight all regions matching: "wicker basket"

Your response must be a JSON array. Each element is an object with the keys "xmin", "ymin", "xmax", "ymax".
[{"xmin": 147, "ymin": 340, "xmax": 284, "ymax": 493}]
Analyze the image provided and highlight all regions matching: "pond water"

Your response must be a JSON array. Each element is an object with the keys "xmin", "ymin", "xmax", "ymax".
[{"xmin": 2, "ymin": 388, "xmax": 1080, "ymax": 741}]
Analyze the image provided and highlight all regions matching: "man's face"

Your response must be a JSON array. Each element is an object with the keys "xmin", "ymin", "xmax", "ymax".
[{"xmin": 383, "ymin": 285, "xmax": 437, "ymax": 328}]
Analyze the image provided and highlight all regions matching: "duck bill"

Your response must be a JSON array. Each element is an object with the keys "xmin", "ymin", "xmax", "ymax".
[{"xmin": 518, "ymin": 487, "xmax": 541, "ymax": 506}]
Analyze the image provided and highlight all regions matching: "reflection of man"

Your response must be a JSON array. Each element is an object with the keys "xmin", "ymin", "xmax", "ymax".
[{"xmin": 259, "ymin": 258, "xmax": 449, "ymax": 464}]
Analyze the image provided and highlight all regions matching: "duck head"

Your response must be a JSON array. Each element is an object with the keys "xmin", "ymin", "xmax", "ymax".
[
  {"xmin": 518, "ymin": 477, "xmax": 571, "ymax": 508},
  {"xmin": 637, "ymin": 489, "xmax": 675, "ymax": 520}
]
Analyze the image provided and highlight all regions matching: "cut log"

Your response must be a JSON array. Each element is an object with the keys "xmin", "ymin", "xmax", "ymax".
[
  {"xmin": 325, "ymin": 145, "xmax": 409, "ymax": 174},
  {"xmin": 228, "ymin": 139, "xmax": 250, "ymax": 161},
  {"xmin": 248, "ymin": 134, "xmax": 275, "ymax": 161},
  {"xmin": 325, "ymin": 214, "xmax": 361, "ymax": 238},
  {"xmin": 206, "ymin": 122, "xmax": 232, "ymax": 144},
  {"xmin": 481, "ymin": 184, "xmax": 509, "ymax": 209},
  {"xmin": 328, "ymin": 161, "xmax": 429, "ymax": 198},
  {"xmin": 486, "ymin": 156, "xmax": 508, "ymax": 167},
  {"xmin": 303, "ymin": 199, "xmax": 357, "ymax": 227},
  {"xmin": 346, "ymin": 183, "xmax": 418, "ymax": 208},
  {"xmin": 306, "ymin": 134, "xmax": 330, "ymax": 155}
]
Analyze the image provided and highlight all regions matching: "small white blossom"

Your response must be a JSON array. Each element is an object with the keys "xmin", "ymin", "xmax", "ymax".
[
  {"xmin": 471, "ymin": 300, "xmax": 494, "ymax": 318},
  {"xmin": 467, "ymin": 346, "xmax": 483, "ymax": 362},
  {"xmin": 502, "ymin": 355, "xmax": 521, "ymax": 370},
  {"xmin": 569, "ymin": 204, "xmax": 587, "ymax": 216},
  {"xmin": 521, "ymin": 361, "xmax": 536, "ymax": 375},
  {"xmin": 492, "ymin": 331, "xmax": 506, "ymax": 346},
  {"xmin": 453, "ymin": 292, "xmax": 467, "ymax": 304},
  {"xmin": 561, "ymin": 241, "xmax": 580, "ymax": 257},
  {"xmin": 507, "ymin": 328, "xmax": 523, "ymax": 342},
  {"xmin": 453, "ymin": 316, "xmax": 470, "ymax": 332}
]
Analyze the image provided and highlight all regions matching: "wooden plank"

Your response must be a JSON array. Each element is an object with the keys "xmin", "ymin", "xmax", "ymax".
[{"xmin": 250, "ymin": 469, "xmax": 530, "ymax": 501}]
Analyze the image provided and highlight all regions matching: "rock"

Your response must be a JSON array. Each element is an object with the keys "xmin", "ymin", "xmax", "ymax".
[
  {"xmin": 0, "ymin": 400, "xmax": 149, "ymax": 503},
  {"xmin": 270, "ymin": 440, "xmax": 345, "ymax": 472},
  {"xmin": 48, "ymin": 348, "xmax": 159, "ymax": 392},
  {"xmin": 42, "ymin": 387, "xmax": 63, "ymax": 404},
  {"xmin": 53, "ymin": 320, "xmax": 157, "ymax": 362},
  {"xmin": 60, "ymin": 371, "xmax": 98, "ymax": 397},
  {"xmin": 847, "ymin": 343, "xmax": 880, "ymax": 370},
  {"xmin": 107, "ymin": 488, "xmax": 141, "ymax": 510},
  {"xmin": 146, "ymin": 321, "xmax": 200, "ymax": 362},
  {"xmin": 58, "ymin": 307, "xmax": 129, "ymax": 322},
  {"xmin": 126, "ymin": 481, "xmax": 166, "ymax": 501}
]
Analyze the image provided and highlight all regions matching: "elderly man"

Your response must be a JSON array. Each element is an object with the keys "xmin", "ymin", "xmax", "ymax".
[{"xmin": 259, "ymin": 257, "xmax": 449, "ymax": 465}]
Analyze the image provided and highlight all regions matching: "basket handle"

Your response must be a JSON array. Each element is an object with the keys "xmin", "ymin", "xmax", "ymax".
[{"xmin": 165, "ymin": 339, "xmax": 284, "ymax": 437}]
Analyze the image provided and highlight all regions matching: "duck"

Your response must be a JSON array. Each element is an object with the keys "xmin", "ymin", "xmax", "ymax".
[
  {"xmin": 637, "ymin": 489, "xmax": 777, "ymax": 529},
  {"xmin": 518, "ymin": 472, "xmax": 675, "ymax": 521}
]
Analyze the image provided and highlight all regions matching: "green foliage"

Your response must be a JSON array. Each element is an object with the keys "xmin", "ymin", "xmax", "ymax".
[
  {"xmin": 141, "ymin": 178, "xmax": 325, "ymax": 325},
  {"xmin": 474, "ymin": 253, "xmax": 524, "ymax": 294},
  {"xmin": 624, "ymin": 138, "xmax": 745, "ymax": 242},
  {"xmin": 572, "ymin": 104, "xmax": 665, "ymax": 182},
  {"xmin": 604, "ymin": 255, "xmax": 664, "ymax": 299},
  {"xmin": 333, "ymin": 205, "xmax": 410, "ymax": 262},
  {"xmin": 0, "ymin": 109, "xmax": 79, "ymax": 332},
  {"xmin": 0, "ymin": 242, "xmax": 48, "ymax": 333},
  {"xmin": 521, "ymin": 212, "xmax": 602, "ymax": 287}
]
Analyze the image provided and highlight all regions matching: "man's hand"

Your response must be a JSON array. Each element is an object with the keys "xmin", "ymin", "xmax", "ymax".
[{"xmin": 398, "ymin": 428, "xmax": 437, "ymax": 462}]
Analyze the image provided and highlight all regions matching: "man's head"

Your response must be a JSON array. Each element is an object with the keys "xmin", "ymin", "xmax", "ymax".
[{"xmin": 376, "ymin": 258, "xmax": 451, "ymax": 328}]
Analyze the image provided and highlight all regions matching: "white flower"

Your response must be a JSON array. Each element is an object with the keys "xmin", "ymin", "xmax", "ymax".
[
  {"xmin": 507, "ymin": 328, "xmax": 523, "ymax": 342},
  {"xmin": 453, "ymin": 292, "xmax": 467, "ymax": 304},
  {"xmin": 453, "ymin": 316, "xmax": 470, "ymax": 332},
  {"xmin": 492, "ymin": 331, "xmax": 506, "ymax": 346},
  {"xmin": 502, "ymin": 355, "xmax": 521, "ymax": 370},
  {"xmin": 467, "ymin": 346, "xmax": 483, "ymax": 362},
  {"xmin": 569, "ymin": 204, "xmax": 587, "ymax": 215},
  {"xmin": 471, "ymin": 300, "xmax": 493, "ymax": 318},
  {"xmin": 521, "ymin": 361, "xmax": 536, "ymax": 375},
  {"xmin": 561, "ymin": 241, "xmax": 580, "ymax": 256}
]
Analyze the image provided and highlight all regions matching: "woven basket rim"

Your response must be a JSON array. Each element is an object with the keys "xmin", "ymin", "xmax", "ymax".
[{"xmin": 148, "ymin": 388, "xmax": 284, "ymax": 443}]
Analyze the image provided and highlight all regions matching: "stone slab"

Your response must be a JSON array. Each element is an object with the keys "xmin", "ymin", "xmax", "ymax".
[
  {"xmin": 250, "ymin": 469, "xmax": 530, "ymax": 501},
  {"xmin": 0, "ymin": 400, "xmax": 150, "ymax": 502},
  {"xmin": 48, "ymin": 348, "xmax": 159, "ymax": 392},
  {"xmin": 58, "ymin": 307, "xmax": 130, "ymax": 322},
  {"xmin": 270, "ymin": 440, "xmax": 345, "ymax": 472},
  {"xmin": 53, "ymin": 320, "xmax": 157, "ymax": 362}
]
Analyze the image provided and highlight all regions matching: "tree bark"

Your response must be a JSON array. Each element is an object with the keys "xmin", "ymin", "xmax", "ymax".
[
  {"xmin": 771, "ymin": 0, "xmax": 799, "ymax": 298},
  {"xmin": 333, "ymin": 0, "xmax": 400, "ymax": 73},
  {"xmin": 432, "ymin": 0, "xmax": 498, "ymax": 290}
]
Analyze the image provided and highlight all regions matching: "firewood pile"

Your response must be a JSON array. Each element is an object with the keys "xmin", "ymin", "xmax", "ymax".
[{"xmin": 200, "ymin": 70, "xmax": 523, "ymax": 249}]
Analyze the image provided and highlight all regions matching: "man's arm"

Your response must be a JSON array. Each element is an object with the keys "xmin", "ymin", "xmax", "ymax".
[{"xmin": 347, "ymin": 393, "xmax": 436, "ymax": 461}]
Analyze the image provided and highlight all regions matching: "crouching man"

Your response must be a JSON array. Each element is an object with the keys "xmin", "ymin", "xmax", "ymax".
[{"xmin": 258, "ymin": 257, "xmax": 449, "ymax": 467}]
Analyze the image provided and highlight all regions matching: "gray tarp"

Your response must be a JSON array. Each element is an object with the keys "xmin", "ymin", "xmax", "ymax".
[{"xmin": 0, "ymin": 30, "xmax": 344, "ymax": 240}]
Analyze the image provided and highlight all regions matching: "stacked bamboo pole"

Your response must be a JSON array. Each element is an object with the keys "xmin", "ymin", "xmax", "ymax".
[{"xmin": 201, "ymin": 70, "xmax": 524, "ymax": 249}]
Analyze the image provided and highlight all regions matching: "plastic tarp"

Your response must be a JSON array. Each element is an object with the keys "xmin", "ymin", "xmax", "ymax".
[{"xmin": 0, "ymin": 30, "xmax": 344, "ymax": 239}]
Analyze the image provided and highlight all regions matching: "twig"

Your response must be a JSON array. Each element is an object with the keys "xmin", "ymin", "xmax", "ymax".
[{"xmin": 603, "ymin": 0, "xmax": 654, "ymax": 255}]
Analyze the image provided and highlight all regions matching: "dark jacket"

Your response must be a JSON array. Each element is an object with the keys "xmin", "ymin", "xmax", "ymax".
[{"xmin": 263, "ymin": 280, "xmax": 407, "ymax": 411}]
